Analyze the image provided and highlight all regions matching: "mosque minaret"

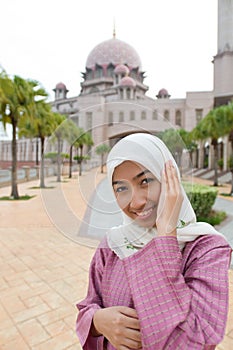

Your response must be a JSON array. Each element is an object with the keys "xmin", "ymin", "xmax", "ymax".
[{"xmin": 213, "ymin": 0, "xmax": 233, "ymax": 105}]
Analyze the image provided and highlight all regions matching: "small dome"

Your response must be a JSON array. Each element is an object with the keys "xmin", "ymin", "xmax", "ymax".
[
  {"xmin": 156, "ymin": 88, "xmax": 170, "ymax": 98},
  {"xmin": 114, "ymin": 64, "xmax": 130, "ymax": 75},
  {"xmin": 119, "ymin": 76, "xmax": 136, "ymax": 87},
  {"xmin": 158, "ymin": 88, "xmax": 168, "ymax": 96},
  {"xmin": 55, "ymin": 82, "xmax": 67, "ymax": 90}
]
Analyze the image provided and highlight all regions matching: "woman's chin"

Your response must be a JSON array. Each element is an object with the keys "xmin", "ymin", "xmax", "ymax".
[{"xmin": 135, "ymin": 217, "xmax": 156, "ymax": 229}]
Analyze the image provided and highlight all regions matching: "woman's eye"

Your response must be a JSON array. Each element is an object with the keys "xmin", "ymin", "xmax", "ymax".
[
  {"xmin": 115, "ymin": 186, "xmax": 128, "ymax": 193},
  {"xmin": 141, "ymin": 178, "xmax": 154, "ymax": 185}
]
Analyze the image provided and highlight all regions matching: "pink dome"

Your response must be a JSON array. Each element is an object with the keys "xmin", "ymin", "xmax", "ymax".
[
  {"xmin": 55, "ymin": 82, "xmax": 67, "ymax": 90},
  {"xmin": 158, "ymin": 88, "xmax": 169, "ymax": 96},
  {"xmin": 114, "ymin": 64, "xmax": 130, "ymax": 75},
  {"xmin": 86, "ymin": 38, "xmax": 142, "ymax": 70},
  {"xmin": 119, "ymin": 76, "xmax": 136, "ymax": 87}
]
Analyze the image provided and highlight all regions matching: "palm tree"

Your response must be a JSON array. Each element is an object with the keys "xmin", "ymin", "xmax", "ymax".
[
  {"xmin": 158, "ymin": 128, "xmax": 186, "ymax": 175},
  {"xmin": 63, "ymin": 119, "xmax": 82, "ymax": 178},
  {"xmin": 216, "ymin": 103, "xmax": 233, "ymax": 194},
  {"xmin": 74, "ymin": 130, "xmax": 93, "ymax": 176},
  {"xmin": 192, "ymin": 110, "xmax": 225, "ymax": 186},
  {"xmin": 95, "ymin": 143, "xmax": 111, "ymax": 173},
  {"xmin": 52, "ymin": 113, "xmax": 67, "ymax": 182},
  {"xmin": 0, "ymin": 68, "xmax": 47, "ymax": 198},
  {"xmin": 228, "ymin": 155, "xmax": 233, "ymax": 196},
  {"xmin": 19, "ymin": 101, "xmax": 56, "ymax": 188},
  {"xmin": 178, "ymin": 128, "xmax": 197, "ymax": 152}
]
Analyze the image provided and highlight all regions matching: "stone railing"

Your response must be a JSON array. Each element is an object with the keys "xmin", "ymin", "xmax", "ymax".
[{"xmin": 0, "ymin": 165, "xmax": 56, "ymax": 188}]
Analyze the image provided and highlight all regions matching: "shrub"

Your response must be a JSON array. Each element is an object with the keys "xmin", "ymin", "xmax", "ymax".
[
  {"xmin": 217, "ymin": 158, "xmax": 223, "ymax": 170},
  {"xmin": 182, "ymin": 182, "xmax": 218, "ymax": 220},
  {"xmin": 198, "ymin": 210, "xmax": 226, "ymax": 226},
  {"xmin": 73, "ymin": 155, "xmax": 90, "ymax": 163},
  {"xmin": 44, "ymin": 152, "xmax": 69, "ymax": 163}
]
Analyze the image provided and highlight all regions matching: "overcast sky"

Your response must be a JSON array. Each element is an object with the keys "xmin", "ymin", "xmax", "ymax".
[{"xmin": 1, "ymin": 0, "xmax": 218, "ymax": 101}]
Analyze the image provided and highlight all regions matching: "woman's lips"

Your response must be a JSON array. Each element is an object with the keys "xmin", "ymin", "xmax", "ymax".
[{"xmin": 134, "ymin": 207, "xmax": 154, "ymax": 219}]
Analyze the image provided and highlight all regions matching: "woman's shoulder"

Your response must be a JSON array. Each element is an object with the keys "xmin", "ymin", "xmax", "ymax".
[
  {"xmin": 93, "ymin": 235, "xmax": 115, "ymax": 260},
  {"xmin": 189, "ymin": 233, "xmax": 230, "ymax": 249},
  {"xmin": 97, "ymin": 235, "xmax": 111, "ymax": 250},
  {"xmin": 183, "ymin": 233, "xmax": 232, "ymax": 268}
]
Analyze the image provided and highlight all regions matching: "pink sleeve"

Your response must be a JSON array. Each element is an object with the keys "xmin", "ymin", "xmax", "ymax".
[
  {"xmin": 123, "ymin": 235, "xmax": 231, "ymax": 350},
  {"xmin": 76, "ymin": 245, "xmax": 106, "ymax": 349}
]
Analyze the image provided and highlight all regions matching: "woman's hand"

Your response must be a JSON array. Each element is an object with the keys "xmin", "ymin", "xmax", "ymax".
[
  {"xmin": 92, "ymin": 306, "xmax": 142, "ymax": 349},
  {"xmin": 156, "ymin": 160, "xmax": 184, "ymax": 236}
]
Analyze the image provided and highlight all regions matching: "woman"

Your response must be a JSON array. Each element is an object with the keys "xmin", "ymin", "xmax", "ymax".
[{"xmin": 76, "ymin": 133, "xmax": 232, "ymax": 350}]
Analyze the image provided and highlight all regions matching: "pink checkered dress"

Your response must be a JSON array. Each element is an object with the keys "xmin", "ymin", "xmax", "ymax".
[{"xmin": 76, "ymin": 234, "xmax": 232, "ymax": 349}]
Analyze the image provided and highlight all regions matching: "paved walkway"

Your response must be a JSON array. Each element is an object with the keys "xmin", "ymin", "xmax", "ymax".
[{"xmin": 0, "ymin": 169, "xmax": 232, "ymax": 349}]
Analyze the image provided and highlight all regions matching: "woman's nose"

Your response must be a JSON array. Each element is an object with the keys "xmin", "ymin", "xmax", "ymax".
[{"xmin": 129, "ymin": 188, "xmax": 146, "ymax": 210}]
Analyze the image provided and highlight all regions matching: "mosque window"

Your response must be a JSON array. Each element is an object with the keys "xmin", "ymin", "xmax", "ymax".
[
  {"xmin": 175, "ymin": 110, "xmax": 182, "ymax": 126},
  {"xmin": 86, "ymin": 68, "xmax": 92, "ymax": 80},
  {"xmin": 95, "ymin": 64, "xmax": 103, "ymax": 79},
  {"xmin": 131, "ymin": 68, "xmax": 138, "ymax": 79},
  {"xmin": 152, "ymin": 110, "xmax": 158, "ymax": 120},
  {"xmin": 130, "ymin": 111, "xmax": 135, "ymax": 121},
  {"xmin": 120, "ymin": 89, "xmax": 123, "ymax": 99},
  {"xmin": 74, "ymin": 116, "xmax": 79, "ymax": 127},
  {"xmin": 108, "ymin": 112, "xmax": 113, "ymax": 126},
  {"xmin": 141, "ymin": 111, "xmax": 146, "ymax": 120},
  {"xmin": 119, "ymin": 111, "xmax": 124, "ymax": 122},
  {"xmin": 126, "ymin": 88, "xmax": 131, "ymax": 99},
  {"xmin": 86, "ymin": 112, "xmax": 93, "ymax": 133},
  {"xmin": 164, "ymin": 110, "xmax": 170, "ymax": 121},
  {"xmin": 195, "ymin": 109, "xmax": 203, "ymax": 123},
  {"xmin": 107, "ymin": 63, "xmax": 114, "ymax": 77}
]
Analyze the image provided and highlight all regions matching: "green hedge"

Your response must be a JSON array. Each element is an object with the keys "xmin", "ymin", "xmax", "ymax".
[
  {"xmin": 182, "ymin": 182, "xmax": 218, "ymax": 220},
  {"xmin": 44, "ymin": 152, "xmax": 69, "ymax": 163}
]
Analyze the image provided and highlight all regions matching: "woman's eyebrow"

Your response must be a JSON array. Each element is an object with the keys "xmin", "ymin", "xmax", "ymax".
[
  {"xmin": 112, "ymin": 180, "xmax": 125, "ymax": 186},
  {"xmin": 133, "ymin": 169, "xmax": 151, "ymax": 180}
]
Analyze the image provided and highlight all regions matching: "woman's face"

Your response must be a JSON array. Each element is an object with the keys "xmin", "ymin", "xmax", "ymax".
[{"xmin": 112, "ymin": 161, "xmax": 161, "ymax": 228}]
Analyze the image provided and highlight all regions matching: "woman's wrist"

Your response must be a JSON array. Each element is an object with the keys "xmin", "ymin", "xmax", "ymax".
[
  {"xmin": 91, "ymin": 309, "xmax": 103, "ymax": 337},
  {"xmin": 156, "ymin": 225, "xmax": 177, "ymax": 237}
]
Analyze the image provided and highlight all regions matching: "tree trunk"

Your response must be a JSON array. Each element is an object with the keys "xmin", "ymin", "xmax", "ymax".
[
  {"xmin": 69, "ymin": 145, "xmax": 73, "ymax": 178},
  {"xmin": 230, "ymin": 138, "xmax": 233, "ymax": 196},
  {"xmin": 36, "ymin": 138, "xmax": 39, "ymax": 166},
  {"xmin": 212, "ymin": 140, "xmax": 218, "ymax": 187},
  {"xmin": 40, "ymin": 137, "xmax": 45, "ymax": 188},
  {"xmin": 57, "ymin": 137, "xmax": 61, "ymax": 182},
  {"xmin": 11, "ymin": 118, "xmax": 19, "ymax": 199},
  {"xmin": 101, "ymin": 154, "xmax": 104, "ymax": 173},
  {"xmin": 231, "ymin": 171, "xmax": 233, "ymax": 196},
  {"xmin": 79, "ymin": 146, "xmax": 83, "ymax": 176}
]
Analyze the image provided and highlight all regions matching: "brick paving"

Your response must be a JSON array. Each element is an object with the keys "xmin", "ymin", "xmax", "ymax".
[{"xmin": 0, "ymin": 168, "xmax": 232, "ymax": 349}]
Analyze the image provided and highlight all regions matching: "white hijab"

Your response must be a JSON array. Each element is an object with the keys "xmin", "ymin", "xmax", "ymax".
[{"xmin": 106, "ymin": 133, "xmax": 223, "ymax": 259}]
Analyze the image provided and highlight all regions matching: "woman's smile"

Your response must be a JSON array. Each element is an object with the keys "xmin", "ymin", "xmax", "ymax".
[{"xmin": 135, "ymin": 205, "xmax": 154, "ymax": 216}]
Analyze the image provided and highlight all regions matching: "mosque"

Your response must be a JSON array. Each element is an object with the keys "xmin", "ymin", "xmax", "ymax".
[{"xmin": 1, "ymin": 0, "xmax": 233, "ymax": 172}]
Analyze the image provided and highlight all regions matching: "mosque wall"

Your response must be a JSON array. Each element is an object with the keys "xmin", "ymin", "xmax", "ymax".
[{"xmin": 214, "ymin": 53, "xmax": 233, "ymax": 96}]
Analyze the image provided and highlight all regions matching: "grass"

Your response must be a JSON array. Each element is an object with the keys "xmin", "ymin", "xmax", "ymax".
[
  {"xmin": 0, "ymin": 195, "xmax": 36, "ymax": 200},
  {"xmin": 220, "ymin": 192, "xmax": 233, "ymax": 197},
  {"xmin": 29, "ymin": 186, "xmax": 55, "ymax": 189},
  {"xmin": 198, "ymin": 210, "xmax": 227, "ymax": 226}
]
